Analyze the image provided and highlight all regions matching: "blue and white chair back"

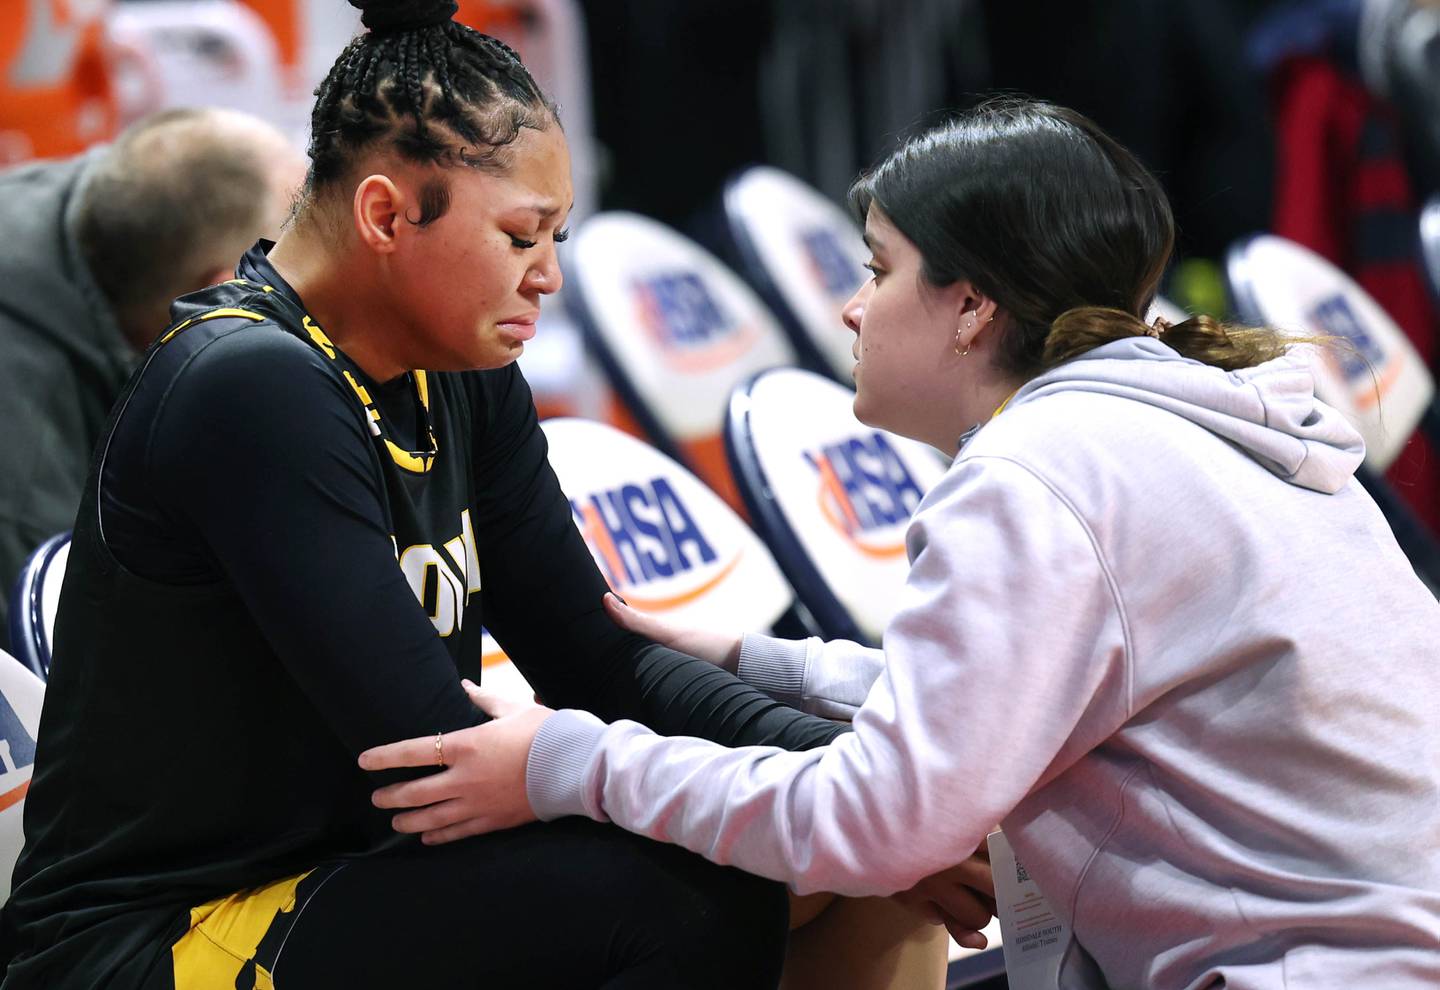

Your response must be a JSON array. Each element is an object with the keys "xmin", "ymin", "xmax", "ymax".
[
  {"xmin": 480, "ymin": 418, "xmax": 809, "ymax": 698},
  {"xmin": 8, "ymin": 533, "xmax": 70, "ymax": 681},
  {"xmin": 565, "ymin": 212, "xmax": 797, "ymax": 509},
  {"xmin": 722, "ymin": 166, "xmax": 869, "ymax": 381},
  {"xmin": 1227, "ymin": 234, "xmax": 1436, "ymax": 469},
  {"xmin": 726, "ymin": 368, "xmax": 947, "ymax": 644},
  {"xmin": 0, "ymin": 648, "xmax": 43, "ymax": 903}
]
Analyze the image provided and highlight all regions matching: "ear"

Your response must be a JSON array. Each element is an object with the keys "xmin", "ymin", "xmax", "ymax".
[
  {"xmin": 952, "ymin": 280, "xmax": 999, "ymax": 353},
  {"xmin": 353, "ymin": 174, "xmax": 404, "ymax": 254}
]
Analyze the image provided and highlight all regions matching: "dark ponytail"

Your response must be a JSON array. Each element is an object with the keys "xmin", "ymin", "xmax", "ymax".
[
  {"xmin": 850, "ymin": 98, "xmax": 1291, "ymax": 377},
  {"xmin": 301, "ymin": 0, "xmax": 556, "ymax": 224}
]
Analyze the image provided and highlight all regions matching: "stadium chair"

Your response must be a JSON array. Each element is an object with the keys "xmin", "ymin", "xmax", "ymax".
[
  {"xmin": 477, "ymin": 417, "xmax": 815, "ymax": 698},
  {"xmin": 720, "ymin": 166, "xmax": 869, "ymax": 382},
  {"xmin": 565, "ymin": 212, "xmax": 797, "ymax": 511},
  {"xmin": 724, "ymin": 367, "xmax": 947, "ymax": 644},
  {"xmin": 8, "ymin": 533, "xmax": 70, "ymax": 681},
  {"xmin": 1422, "ymin": 196, "xmax": 1440, "ymax": 302},
  {"xmin": 1226, "ymin": 234, "xmax": 1440, "ymax": 585},
  {"xmin": 0, "ymin": 648, "xmax": 44, "ymax": 903}
]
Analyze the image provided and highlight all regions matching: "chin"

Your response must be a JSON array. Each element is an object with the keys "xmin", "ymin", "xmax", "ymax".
[{"xmin": 851, "ymin": 392, "xmax": 883, "ymax": 430}]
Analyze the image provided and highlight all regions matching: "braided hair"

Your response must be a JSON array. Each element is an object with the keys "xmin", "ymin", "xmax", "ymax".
[{"xmin": 304, "ymin": 0, "xmax": 557, "ymax": 225}]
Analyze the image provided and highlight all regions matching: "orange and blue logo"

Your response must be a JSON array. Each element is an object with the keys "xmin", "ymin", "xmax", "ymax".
[
  {"xmin": 805, "ymin": 433, "xmax": 925, "ymax": 558},
  {"xmin": 1308, "ymin": 294, "xmax": 1398, "ymax": 408},
  {"xmin": 0, "ymin": 694, "xmax": 36, "ymax": 814},
  {"xmin": 631, "ymin": 271, "xmax": 759, "ymax": 372},
  {"xmin": 570, "ymin": 477, "xmax": 741, "ymax": 609},
  {"xmin": 799, "ymin": 227, "xmax": 863, "ymax": 297}
]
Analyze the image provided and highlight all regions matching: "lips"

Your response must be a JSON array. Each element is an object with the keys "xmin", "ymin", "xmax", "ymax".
[{"xmin": 497, "ymin": 312, "xmax": 540, "ymax": 342}]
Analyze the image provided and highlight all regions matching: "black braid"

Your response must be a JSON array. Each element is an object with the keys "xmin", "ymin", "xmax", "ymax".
[{"xmin": 302, "ymin": 15, "xmax": 557, "ymax": 226}]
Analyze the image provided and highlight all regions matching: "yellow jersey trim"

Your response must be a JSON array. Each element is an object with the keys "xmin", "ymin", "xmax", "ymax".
[{"xmin": 159, "ymin": 307, "xmax": 266, "ymax": 344}]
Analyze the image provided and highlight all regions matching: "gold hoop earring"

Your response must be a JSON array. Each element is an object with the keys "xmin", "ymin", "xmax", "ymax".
[{"xmin": 953, "ymin": 330, "xmax": 969, "ymax": 357}]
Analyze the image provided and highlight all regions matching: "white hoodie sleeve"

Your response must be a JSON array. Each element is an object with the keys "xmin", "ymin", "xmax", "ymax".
[
  {"xmin": 735, "ymin": 633, "xmax": 882, "ymax": 721},
  {"xmin": 526, "ymin": 455, "xmax": 1134, "ymax": 896}
]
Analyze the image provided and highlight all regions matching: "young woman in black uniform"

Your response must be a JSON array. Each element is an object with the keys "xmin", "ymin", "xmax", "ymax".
[{"xmin": 0, "ymin": 3, "xmax": 894, "ymax": 987}]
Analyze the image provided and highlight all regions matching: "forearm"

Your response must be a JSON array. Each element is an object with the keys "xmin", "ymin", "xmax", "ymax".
[{"xmin": 737, "ymin": 633, "xmax": 884, "ymax": 721}]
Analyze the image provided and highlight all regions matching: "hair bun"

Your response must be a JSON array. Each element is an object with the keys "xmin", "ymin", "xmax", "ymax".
[{"xmin": 351, "ymin": 0, "xmax": 458, "ymax": 35}]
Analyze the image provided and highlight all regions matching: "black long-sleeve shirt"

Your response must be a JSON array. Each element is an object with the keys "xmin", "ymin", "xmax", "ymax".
[{"xmin": 1, "ymin": 244, "xmax": 844, "ymax": 989}]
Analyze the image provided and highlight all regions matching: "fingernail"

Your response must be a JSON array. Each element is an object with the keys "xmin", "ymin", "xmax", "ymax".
[
  {"xmin": 959, "ymin": 933, "xmax": 986, "ymax": 950},
  {"xmin": 461, "ymin": 678, "xmax": 478, "ymax": 690},
  {"xmin": 610, "ymin": 592, "xmax": 628, "ymax": 606}
]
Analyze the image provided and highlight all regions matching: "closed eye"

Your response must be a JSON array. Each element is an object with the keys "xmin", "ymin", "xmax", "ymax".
[
  {"xmin": 510, "ymin": 235, "xmax": 538, "ymax": 249},
  {"xmin": 555, "ymin": 228, "xmax": 570, "ymax": 244}
]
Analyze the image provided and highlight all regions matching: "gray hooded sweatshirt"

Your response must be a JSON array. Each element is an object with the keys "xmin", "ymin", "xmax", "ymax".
[
  {"xmin": 0, "ymin": 153, "xmax": 134, "ymax": 642},
  {"xmin": 529, "ymin": 339, "xmax": 1440, "ymax": 989}
]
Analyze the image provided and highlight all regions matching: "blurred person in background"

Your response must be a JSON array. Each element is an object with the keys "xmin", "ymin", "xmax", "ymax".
[{"xmin": 0, "ymin": 107, "xmax": 303, "ymax": 646}]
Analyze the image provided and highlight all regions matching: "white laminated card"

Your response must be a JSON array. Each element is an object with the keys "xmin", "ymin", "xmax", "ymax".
[{"xmin": 987, "ymin": 829, "xmax": 1068, "ymax": 990}]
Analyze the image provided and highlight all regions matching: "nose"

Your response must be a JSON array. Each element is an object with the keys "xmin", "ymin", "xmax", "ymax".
[
  {"xmin": 525, "ymin": 246, "xmax": 564, "ymax": 296},
  {"xmin": 841, "ymin": 281, "xmax": 871, "ymax": 334}
]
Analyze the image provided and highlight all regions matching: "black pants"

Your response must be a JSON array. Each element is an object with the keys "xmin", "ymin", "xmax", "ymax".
[{"xmin": 153, "ymin": 818, "xmax": 788, "ymax": 990}]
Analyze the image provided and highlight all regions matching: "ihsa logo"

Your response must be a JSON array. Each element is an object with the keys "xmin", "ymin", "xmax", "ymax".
[
  {"xmin": 0, "ymin": 692, "xmax": 36, "ymax": 814},
  {"xmin": 799, "ymin": 227, "xmax": 863, "ymax": 297},
  {"xmin": 804, "ymin": 432, "xmax": 925, "ymax": 558},
  {"xmin": 1308, "ymin": 294, "xmax": 1394, "ymax": 395},
  {"xmin": 631, "ymin": 272, "xmax": 759, "ymax": 372},
  {"xmin": 570, "ymin": 477, "xmax": 740, "ymax": 609}
]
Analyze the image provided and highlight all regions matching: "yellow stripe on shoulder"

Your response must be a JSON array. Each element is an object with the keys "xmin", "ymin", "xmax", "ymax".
[
  {"xmin": 197, "ymin": 307, "xmax": 267, "ymax": 323},
  {"xmin": 158, "ymin": 307, "xmax": 267, "ymax": 344}
]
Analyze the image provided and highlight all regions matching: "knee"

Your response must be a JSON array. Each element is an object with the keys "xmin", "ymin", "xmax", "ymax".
[{"xmin": 618, "ymin": 845, "xmax": 789, "ymax": 988}]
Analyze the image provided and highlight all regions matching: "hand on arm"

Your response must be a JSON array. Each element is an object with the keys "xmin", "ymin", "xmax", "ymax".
[
  {"xmin": 602, "ymin": 592, "xmax": 740, "ymax": 672},
  {"xmin": 362, "ymin": 681, "xmax": 552, "ymax": 842}
]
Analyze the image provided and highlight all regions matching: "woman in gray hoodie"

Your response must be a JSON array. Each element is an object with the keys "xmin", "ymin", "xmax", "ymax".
[{"xmin": 364, "ymin": 99, "xmax": 1440, "ymax": 989}]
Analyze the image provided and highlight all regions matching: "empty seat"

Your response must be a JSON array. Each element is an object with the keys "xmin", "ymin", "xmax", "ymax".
[
  {"xmin": 726, "ymin": 367, "xmax": 947, "ymax": 643},
  {"xmin": 480, "ymin": 417, "xmax": 810, "ymax": 697},
  {"xmin": 565, "ymin": 212, "xmax": 796, "ymax": 510},
  {"xmin": 721, "ymin": 166, "xmax": 869, "ymax": 381}
]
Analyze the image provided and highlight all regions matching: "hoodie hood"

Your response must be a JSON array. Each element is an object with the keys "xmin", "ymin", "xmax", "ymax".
[
  {"xmin": 1005, "ymin": 337, "xmax": 1366, "ymax": 494},
  {"xmin": 0, "ymin": 150, "xmax": 135, "ymax": 393}
]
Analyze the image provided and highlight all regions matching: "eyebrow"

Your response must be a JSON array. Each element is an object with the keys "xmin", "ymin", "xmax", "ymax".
[{"xmin": 511, "ymin": 201, "xmax": 573, "ymax": 221}]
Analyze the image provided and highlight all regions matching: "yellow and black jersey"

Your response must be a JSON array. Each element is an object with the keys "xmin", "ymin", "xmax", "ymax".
[{"xmin": 0, "ymin": 243, "xmax": 845, "ymax": 989}]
